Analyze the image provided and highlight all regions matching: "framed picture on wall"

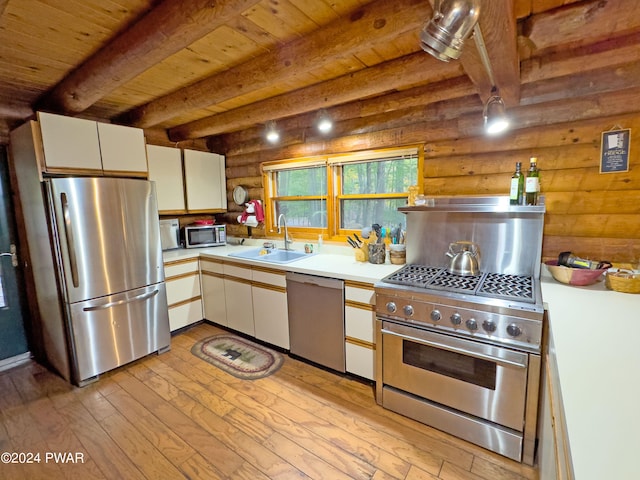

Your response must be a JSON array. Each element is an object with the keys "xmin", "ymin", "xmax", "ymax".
[{"xmin": 600, "ymin": 128, "xmax": 630, "ymax": 173}]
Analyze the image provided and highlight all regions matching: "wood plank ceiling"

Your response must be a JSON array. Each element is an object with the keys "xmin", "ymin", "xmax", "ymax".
[{"xmin": 1, "ymin": 0, "xmax": 639, "ymax": 149}]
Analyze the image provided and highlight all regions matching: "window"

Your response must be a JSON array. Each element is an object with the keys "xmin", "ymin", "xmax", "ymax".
[
  {"xmin": 263, "ymin": 147, "xmax": 421, "ymax": 240},
  {"xmin": 274, "ymin": 165, "xmax": 327, "ymax": 228}
]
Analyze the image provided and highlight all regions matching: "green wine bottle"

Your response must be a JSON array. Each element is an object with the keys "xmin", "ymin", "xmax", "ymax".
[
  {"xmin": 509, "ymin": 162, "xmax": 524, "ymax": 205},
  {"xmin": 525, "ymin": 157, "xmax": 540, "ymax": 205}
]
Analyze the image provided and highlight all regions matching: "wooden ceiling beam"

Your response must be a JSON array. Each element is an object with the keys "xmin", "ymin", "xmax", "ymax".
[
  {"xmin": 120, "ymin": 0, "xmax": 432, "ymax": 128},
  {"xmin": 525, "ymin": 0, "xmax": 640, "ymax": 56},
  {"xmin": 219, "ymin": 44, "xmax": 640, "ymax": 156},
  {"xmin": 459, "ymin": 0, "xmax": 520, "ymax": 106},
  {"xmin": 211, "ymin": 75, "xmax": 476, "ymax": 148},
  {"xmin": 218, "ymin": 95, "xmax": 481, "ymax": 158},
  {"xmin": 0, "ymin": 101, "xmax": 33, "ymax": 119},
  {"xmin": 36, "ymin": 0, "xmax": 262, "ymax": 115},
  {"xmin": 169, "ymin": 51, "xmax": 463, "ymax": 141}
]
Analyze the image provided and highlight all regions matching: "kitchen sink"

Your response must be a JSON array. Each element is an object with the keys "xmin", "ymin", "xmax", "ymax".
[{"xmin": 228, "ymin": 247, "xmax": 312, "ymax": 264}]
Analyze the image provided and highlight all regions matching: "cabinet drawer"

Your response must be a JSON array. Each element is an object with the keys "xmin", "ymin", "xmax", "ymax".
[
  {"xmin": 164, "ymin": 258, "xmax": 199, "ymax": 278},
  {"xmin": 345, "ymin": 305, "xmax": 375, "ymax": 343},
  {"xmin": 223, "ymin": 262, "xmax": 252, "ymax": 280},
  {"xmin": 252, "ymin": 266, "xmax": 286, "ymax": 288},
  {"xmin": 345, "ymin": 282, "xmax": 375, "ymax": 305},
  {"xmin": 200, "ymin": 258, "xmax": 224, "ymax": 275},
  {"xmin": 166, "ymin": 273, "xmax": 201, "ymax": 306},
  {"xmin": 345, "ymin": 342, "xmax": 375, "ymax": 380},
  {"xmin": 169, "ymin": 299, "xmax": 203, "ymax": 332}
]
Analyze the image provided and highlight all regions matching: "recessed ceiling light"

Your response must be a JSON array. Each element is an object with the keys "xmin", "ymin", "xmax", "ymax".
[{"xmin": 265, "ymin": 120, "xmax": 280, "ymax": 143}]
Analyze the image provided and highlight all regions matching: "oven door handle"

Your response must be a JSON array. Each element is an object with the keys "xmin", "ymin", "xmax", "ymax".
[{"xmin": 380, "ymin": 328, "xmax": 528, "ymax": 369}]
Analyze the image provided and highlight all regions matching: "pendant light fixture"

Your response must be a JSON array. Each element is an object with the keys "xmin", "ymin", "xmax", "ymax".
[
  {"xmin": 419, "ymin": 0, "xmax": 480, "ymax": 62},
  {"xmin": 419, "ymin": 1, "xmax": 511, "ymax": 135},
  {"xmin": 473, "ymin": 26, "xmax": 510, "ymax": 135},
  {"xmin": 265, "ymin": 120, "xmax": 279, "ymax": 143},
  {"xmin": 483, "ymin": 89, "xmax": 510, "ymax": 135}
]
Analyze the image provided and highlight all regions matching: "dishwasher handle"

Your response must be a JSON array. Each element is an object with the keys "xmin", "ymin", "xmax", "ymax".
[{"xmin": 286, "ymin": 271, "xmax": 343, "ymax": 290}]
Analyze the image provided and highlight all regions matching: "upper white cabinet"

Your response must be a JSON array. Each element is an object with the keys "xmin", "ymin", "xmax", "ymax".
[
  {"xmin": 96, "ymin": 122, "xmax": 148, "ymax": 175},
  {"xmin": 37, "ymin": 112, "xmax": 102, "ymax": 172},
  {"xmin": 183, "ymin": 149, "xmax": 227, "ymax": 212},
  {"xmin": 147, "ymin": 144, "xmax": 186, "ymax": 214},
  {"xmin": 37, "ymin": 111, "xmax": 147, "ymax": 176}
]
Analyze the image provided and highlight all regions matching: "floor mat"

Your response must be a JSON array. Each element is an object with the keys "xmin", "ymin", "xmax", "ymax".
[{"xmin": 191, "ymin": 334, "xmax": 283, "ymax": 380}]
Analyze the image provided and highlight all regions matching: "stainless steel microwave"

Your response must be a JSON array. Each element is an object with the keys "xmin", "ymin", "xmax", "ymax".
[{"xmin": 183, "ymin": 224, "xmax": 226, "ymax": 248}]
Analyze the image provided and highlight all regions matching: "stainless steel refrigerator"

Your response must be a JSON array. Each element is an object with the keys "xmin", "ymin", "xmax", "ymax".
[{"xmin": 17, "ymin": 176, "xmax": 170, "ymax": 386}]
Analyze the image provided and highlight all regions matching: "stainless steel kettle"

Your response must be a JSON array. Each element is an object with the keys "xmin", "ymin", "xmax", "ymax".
[{"xmin": 446, "ymin": 240, "xmax": 481, "ymax": 276}]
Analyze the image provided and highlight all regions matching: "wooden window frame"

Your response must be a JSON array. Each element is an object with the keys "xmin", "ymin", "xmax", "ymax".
[{"xmin": 262, "ymin": 145, "xmax": 423, "ymax": 242}]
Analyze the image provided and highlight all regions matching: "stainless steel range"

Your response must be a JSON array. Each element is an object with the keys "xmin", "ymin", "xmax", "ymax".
[{"xmin": 374, "ymin": 196, "xmax": 545, "ymax": 465}]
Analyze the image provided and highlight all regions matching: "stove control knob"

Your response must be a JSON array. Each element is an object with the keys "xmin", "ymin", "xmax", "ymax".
[
  {"xmin": 466, "ymin": 318, "xmax": 478, "ymax": 331},
  {"xmin": 450, "ymin": 313, "xmax": 462, "ymax": 325},
  {"xmin": 507, "ymin": 324, "xmax": 522, "ymax": 337},
  {"xmin": 386, "ymin": 302, "xmax": 397, "ymax": 314},
  {"xmin": 482, "ymin": 320, "xmax": 497, "ymax": 333},
  {"xmin": 430, "ymin": 309, "xmax": 442, "ymax": 322},
  {"xmin": 403, "ymin": 305, "xmax": 414, "ymax": 317}
]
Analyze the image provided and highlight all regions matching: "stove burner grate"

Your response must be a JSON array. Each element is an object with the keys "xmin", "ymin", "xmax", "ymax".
[
  {"xmin": 381, "ymin": 264, "xmax": 536, "ymax": 303},
  {"xmin": 426, "ymin": 270, "xmax": 483, "ymax": 294},
  {"xmin": 477, "ymin": 272, "xmax": 534, "ymax": 302},
  {"xmin": 383, "ymin": 264, "xmax": 441, "ymax": 288}
]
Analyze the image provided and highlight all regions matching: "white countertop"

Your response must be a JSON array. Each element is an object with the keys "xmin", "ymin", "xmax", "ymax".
[
  {"xmin": 540, "ymin": 267, "xmax": 640, "ymax": 480},
  {"xmin": 163, "ymin": 240, "xmax": 402, "ymax": 284}
]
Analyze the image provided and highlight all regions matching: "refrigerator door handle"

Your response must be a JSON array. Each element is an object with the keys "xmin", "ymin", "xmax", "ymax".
[
  {"xmin": 82, "ymin": 288, "xmax": 160, "ymax": 312},
  {"xmin": 61, "ymin": 193, "xmax": 79, "ymax": 288}
]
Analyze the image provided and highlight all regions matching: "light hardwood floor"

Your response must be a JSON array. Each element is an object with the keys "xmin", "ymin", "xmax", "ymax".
[{"xmin": 0, "ymin": 323, "xmax": 539, "ymax": 480}]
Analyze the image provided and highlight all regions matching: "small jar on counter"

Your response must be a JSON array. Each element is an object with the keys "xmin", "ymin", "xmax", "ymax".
[
  {"xmin": 389, "ymin": 244, "xmax": 406, "ymax": 265},
  {"xmin": 407, "ymin": 185, "xmax": 419, "ymax": 206}
]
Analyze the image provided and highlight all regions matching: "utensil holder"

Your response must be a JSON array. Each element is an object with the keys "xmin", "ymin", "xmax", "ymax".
[{"xmin": 368, "ymin": 243, "xmax": 386, "ymax": 264}]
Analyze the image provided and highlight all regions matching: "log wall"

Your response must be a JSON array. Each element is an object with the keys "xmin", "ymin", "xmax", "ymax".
[{"xmin": 221, "ymin": 105, "xmax": 640, "ymax": 265}]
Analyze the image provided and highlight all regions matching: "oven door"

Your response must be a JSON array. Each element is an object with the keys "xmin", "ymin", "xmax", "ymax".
[{"xmin": 381, "ymin": 320, "xmax": 528, "ymax": 431}]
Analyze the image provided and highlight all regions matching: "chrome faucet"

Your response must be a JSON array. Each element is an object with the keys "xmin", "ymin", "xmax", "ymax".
[{"xmin": 277, "ymin": 213, "xmax": 292, "ymax": 250}]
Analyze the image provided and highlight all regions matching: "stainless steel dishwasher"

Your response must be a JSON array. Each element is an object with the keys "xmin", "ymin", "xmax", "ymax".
[{"xmin": 286, "ymin": 272, "xmax": 345, "ymax": 372}]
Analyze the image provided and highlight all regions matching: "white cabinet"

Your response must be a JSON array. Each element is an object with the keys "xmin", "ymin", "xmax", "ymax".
[
  {"xmin": 344, "ymin": 281, "xmax": 376, "ymax": 380},
  {"xmin": 164, "ymin": 257, "xmax": 203, "ymax": 332},
  {"xmin": 147, "ymin": 145, "xmax": 186, "ymax": 214},
  {"xmin": 201, "ymin": 259, "xmax": 289, "ymax": 349},
  {"xmin": 252, "ymin": 267, "xmax": 289, "ymax": 349},
  {"xmin": 37, "ymin": 111, "xmax": 147, "ymax": 176},
  {"xmin": 183, "ymin": 149, "xmax": 227, "ymax": 212},
  {"xmin": 38, "ymin": 112, "xmax": 102, "ymax": 172},
  {"xmin": 97, "ymin": 122, "xmax": 148, "ymax": 175},
  {"xmin": 539, "ymin": 328, "xmax": 574, "ymax": 479},
  {"xmin": 223, "ymin": 262, "xmax": 254, "ymax": 336},
  {"xmin": 200, "ymin": 259, "xmax": 227, "ymax": 326}
]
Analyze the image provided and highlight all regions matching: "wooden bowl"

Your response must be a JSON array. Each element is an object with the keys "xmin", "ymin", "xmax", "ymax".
[{"xmin": 544, "ymin": 260, "xmax": 607, "ymax": 286}]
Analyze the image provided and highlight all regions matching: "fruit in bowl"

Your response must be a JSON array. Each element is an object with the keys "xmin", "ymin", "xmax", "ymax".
[{"xmin": 544, "ymin": 260, "xmax": 607, "ymax": 286}]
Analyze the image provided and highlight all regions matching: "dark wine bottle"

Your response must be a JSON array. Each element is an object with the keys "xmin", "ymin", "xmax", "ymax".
[{"xmin": 509, "ymin": 162, "xmax": 524, "ymax": 205}]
